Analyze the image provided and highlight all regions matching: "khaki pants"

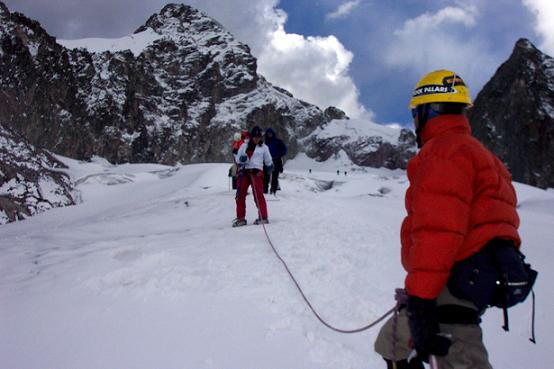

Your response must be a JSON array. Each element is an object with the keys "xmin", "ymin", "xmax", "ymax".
[{"xmin": 374, "ymin": 288, "xmax": 493, "ymax": 369}]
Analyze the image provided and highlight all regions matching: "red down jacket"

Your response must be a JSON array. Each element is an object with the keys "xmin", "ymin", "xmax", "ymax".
[{"xmin": 401, "ymin": 114, "xmax": 521, "ymax": 299}]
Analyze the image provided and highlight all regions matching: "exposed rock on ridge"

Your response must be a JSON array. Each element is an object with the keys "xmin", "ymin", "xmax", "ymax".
[{"xmin": 0, "ymin": 123, "xmax": 74, "ymax": 224}]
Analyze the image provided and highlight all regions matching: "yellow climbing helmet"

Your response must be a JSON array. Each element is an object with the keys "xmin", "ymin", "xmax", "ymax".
[{"xmin": 409, "ymin": 70, "xmax": 472, "ymax": 109}]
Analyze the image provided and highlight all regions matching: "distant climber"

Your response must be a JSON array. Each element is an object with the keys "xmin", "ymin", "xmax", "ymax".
[{"xmin": 229, "ymin": 131, "xmax": 248, "ymax": 190}]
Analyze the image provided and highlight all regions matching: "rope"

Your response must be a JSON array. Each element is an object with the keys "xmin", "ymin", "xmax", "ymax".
[{"xmin": 247, "ymin": 172, "xmax": 396, "ymax": 334}]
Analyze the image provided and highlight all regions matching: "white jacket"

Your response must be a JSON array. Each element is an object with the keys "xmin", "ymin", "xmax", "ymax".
[{"xmin": 237, "ymin": 140, "xmax": 273, "ymax": 170}]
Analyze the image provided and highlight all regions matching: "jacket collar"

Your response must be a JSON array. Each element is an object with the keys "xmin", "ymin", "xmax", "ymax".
[{"xmin": 420, "ymin": 114, "xmax": 471, "ymax": 146}]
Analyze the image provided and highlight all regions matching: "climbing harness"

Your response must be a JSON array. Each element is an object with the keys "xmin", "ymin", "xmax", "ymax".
[{"xmin": 247, "ymin": 173, "xmax": 396, "ymax": 334}]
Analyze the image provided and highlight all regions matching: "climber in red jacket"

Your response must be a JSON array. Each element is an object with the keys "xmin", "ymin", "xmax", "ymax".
[{"xmin": 374, "ymin": 70, "xmax": 521, "ymax": 369}]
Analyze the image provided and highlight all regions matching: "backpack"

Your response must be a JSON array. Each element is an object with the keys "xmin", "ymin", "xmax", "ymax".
[{"xmin": 447, "ymin": 238, "xmax": 538, "ymax": 333}]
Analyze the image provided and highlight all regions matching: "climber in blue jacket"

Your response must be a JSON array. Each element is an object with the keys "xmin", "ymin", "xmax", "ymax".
[{"xmin": 263, "ymin": 128, "xmax": 287, "ymax": 195}]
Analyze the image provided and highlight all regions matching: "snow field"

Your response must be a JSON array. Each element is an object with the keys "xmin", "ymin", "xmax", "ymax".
[{"xmin": 0, "ymin": 157, "xmax": 553, "ymax": 369}]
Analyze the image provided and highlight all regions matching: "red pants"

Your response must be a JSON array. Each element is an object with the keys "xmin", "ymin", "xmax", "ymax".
[{"xmin": 236, "ymin": 170, "xmax": 268, "ymax": 219}]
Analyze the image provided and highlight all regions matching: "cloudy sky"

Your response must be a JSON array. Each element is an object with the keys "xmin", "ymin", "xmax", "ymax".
[{"xmin": 4, "ymin": 0, "xmax": 554, "ymax": 125}]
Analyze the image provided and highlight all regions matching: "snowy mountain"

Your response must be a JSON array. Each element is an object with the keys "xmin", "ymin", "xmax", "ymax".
[
  {"xmin": 1, "ymin": 157, "xmax": 552, "ymax": 368},
  {"xmin": 0, "ymin": 1, "xmax": 415, "ymax": 167},
  {"xmin": 469, "ymin": 38, "xmax": 554, "ymax": 189},
  {"xmin": 0, "ymin": 123, "xmax": 74, "ymax": 224}
]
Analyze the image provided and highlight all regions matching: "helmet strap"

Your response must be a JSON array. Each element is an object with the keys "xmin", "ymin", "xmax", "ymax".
[
  {"xmin": 415, "ymin": 104, "xmax": 430, "ymax": 148},
  {"xmin": 415, "ymin": 103, "xmax": 466, "ymax": 148}
]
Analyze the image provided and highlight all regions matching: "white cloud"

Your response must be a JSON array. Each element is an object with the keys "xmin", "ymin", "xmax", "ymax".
[
  {"xmin": 327, "ymin": 0, "xmax": 362, "ymax": 20},
  {"xmin": 383, "ymin": 5, "xmax": 497, "ymax": 97},
  {"xmin": 522, "ymin": 0, "xmax": 554, "ymax": 55},
  {"xmin": 403, "ymin": 5, "xmax": 478, "ymax": 29},
  {"xmin": 257, "ymin": 15, "xmax": 369, "ymax": 119},
  {"xmin": 186, "ymin": 0, "xmax": 370, "ymax": 119}
]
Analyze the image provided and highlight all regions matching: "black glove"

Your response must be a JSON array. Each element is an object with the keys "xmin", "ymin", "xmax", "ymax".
[{"xmin": 406, "ymin": 295, "xmax": 452, "ymax": 360}]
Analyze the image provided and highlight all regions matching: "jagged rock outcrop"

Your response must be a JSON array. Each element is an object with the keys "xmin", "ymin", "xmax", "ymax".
[
  {"xmin": 324, "ymin": 106, "xmax": 348, "ymax": 121},
  {"xmin": 0, "ymin": 123, "xmax": 74, "ymax": 224},
  {"xmin": 468, "ymin": 39, "xmax": 554, "ymax": 189},
  {"xmin": 0, "ymin": 1, "xmax": 415, "ymax": 169}
]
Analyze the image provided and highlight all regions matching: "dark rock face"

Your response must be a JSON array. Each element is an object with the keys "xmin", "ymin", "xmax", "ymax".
[
  {"xmin": 468, "ymin": 39, "xmax": 554, "ymax": 189},
  {"xmin": 0, "ymin": 2, "xmax": 325, "ymax": 164},
  {"xmin": 0, "ymin": 123, "xmax": 74, "ymax": 224},
  {"xmin": 324, "ymin": 106, "xmax": 348, "ymax": 121},
  {"xmin": 0, "ymin": 1, "xmax": 415, "ymax": 170}
]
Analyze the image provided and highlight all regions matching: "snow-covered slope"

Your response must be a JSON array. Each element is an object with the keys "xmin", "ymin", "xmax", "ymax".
[
  {"xmin": 0, "ymin": 157, "xmax": 552, "ymax": 368},
  {"xmin": 58, "ymin": 28, "xmax": 162, "ymax": 57}
]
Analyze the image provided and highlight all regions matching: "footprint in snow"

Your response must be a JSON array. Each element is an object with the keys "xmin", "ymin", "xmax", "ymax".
[{"xmin": 113, "ymin": 249, "xmax": 142, "ymax": 262}]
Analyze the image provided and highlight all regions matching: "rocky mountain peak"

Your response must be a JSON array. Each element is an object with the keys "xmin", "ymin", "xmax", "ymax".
[
  {"xmin": 158, "ymin": 3, "xmax": 201, "ymax": 19},
  {"xmin": 132, "ymin": 2, "xmax": 258, "ymax": 98},
  {"xmin": 468, "ymin": 38, "xmax": 554, "ymax": 189},
  {"xmin": 138, "ymin": 3, "xmax": 218, "ymax": 33},
  {"xmin": 510, "ymin": 38, "xmax": 554, "ymax": 74},
  {"xmin": 1, "ymin": 1, "xmax": 415, "ymax": 186},
  {"xmin": 135, "ymin": 3, "xmax": 243, "ymax": 51},
  {"xmin": 514, "ymin": 38, "xmax": 537, "ymax": 52},
  {"xmin": 0, "ymin": 1, "xmax": 57, "ymax": 51}
]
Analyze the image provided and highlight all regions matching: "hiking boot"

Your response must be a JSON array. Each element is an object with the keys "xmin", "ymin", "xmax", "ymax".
[
  {"xmin": 232, "ymin": 218, "xmax": 247, "ymax": 227},
  {"xmin": 253, "ymin": 218, "xmax": 269, "ymax": 225}
]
